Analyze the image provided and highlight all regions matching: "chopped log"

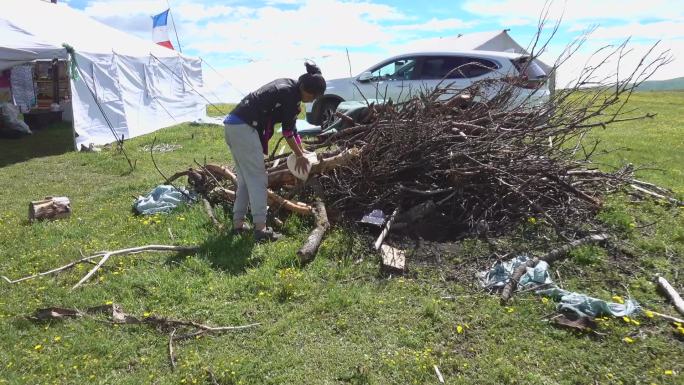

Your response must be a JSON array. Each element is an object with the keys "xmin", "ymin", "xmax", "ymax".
[
  {"xmin": 268, "ymin": 148, "xmax": 361, "ymax": 189},
  {"xmin": 29, "ymin": 196, "xmax": 71, "ymax": 222},
  {"xmin": 297, "ymin": 179, "xmax": 330, "ymax": 264},
  {"xmin": 656, "ymin": 275, "xmax": 684, "ymax": 316},
  {"xmin": 379, "ymin": 245, "xmax": 406, "ymax": 275}
]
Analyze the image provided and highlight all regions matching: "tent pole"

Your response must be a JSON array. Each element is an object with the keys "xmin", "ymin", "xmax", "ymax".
[{"xmin": 167, "ymin": 0, "xmax": 182, "ymax": 53}]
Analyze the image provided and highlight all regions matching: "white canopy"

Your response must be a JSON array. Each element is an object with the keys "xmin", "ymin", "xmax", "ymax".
[{"xmin": 0, "ymin": 0, "xmax": 206, "ymax": 149}]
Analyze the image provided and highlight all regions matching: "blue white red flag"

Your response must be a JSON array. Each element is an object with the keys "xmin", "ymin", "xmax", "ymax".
[{"xmin": 152, "ymin": 9, "xmax": 174, "ymax": 50}]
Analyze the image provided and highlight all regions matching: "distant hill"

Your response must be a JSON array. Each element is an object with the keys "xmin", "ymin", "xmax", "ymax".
[{"xmin": 635, "ymin": 77, "xmax": 684, "ymax": 91}]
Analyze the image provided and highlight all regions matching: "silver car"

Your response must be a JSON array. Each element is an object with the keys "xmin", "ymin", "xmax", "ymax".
[{"xmin": 306, "ymin": 50, "xmax": 549, "ymax": 125}]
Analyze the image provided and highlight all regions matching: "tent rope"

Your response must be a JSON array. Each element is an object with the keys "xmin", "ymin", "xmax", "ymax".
[{"xmin": 66, "ymin": 49, "xmax": 135, "ymax": 170}]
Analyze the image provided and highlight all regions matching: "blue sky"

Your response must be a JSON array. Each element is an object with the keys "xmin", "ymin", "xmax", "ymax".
[{"xmin": 62, "ymin": 0, "xmax": 684, "ymax": 97}]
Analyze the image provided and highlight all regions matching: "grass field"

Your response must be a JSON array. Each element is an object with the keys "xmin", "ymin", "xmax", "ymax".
[{"xmin": 0, "ymin": 92, "xmax": 682, "ymax": 385}]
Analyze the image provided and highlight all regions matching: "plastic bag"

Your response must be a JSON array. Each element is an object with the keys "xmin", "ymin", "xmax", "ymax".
[{"xmin": 0, "ymin": 102, "xmax": 32, "ymax": 138}]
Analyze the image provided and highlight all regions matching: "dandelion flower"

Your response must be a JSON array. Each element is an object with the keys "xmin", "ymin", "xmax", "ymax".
[
  {"xmin": 612, "ymin": 295, "xmax": 624, "ymax": 304},
  {"xmin": 644, "ymin": 310, "xmax": 654, "ymax": 318},
  {"xmin": 622, "ymin": 336, "xmax": 635, "ymax": 343},
  {"xmin": 456, "ymin": 325, "xmax": 464, "ymax": 334},
  {"xmin": 53, "ymin": 336, "xmax": 61, "ymax": 342},
  {"xmin": 664, "ymin": 370, "xmax": 674, "ymax": 375},
  {"xmin": 33, "ymin": 344, "xmax": 43, "ymax": 351}
]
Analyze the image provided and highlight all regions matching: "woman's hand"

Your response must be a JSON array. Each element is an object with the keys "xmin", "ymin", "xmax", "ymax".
[{"xmin": 295, "ymin": 155, "xmax": 310, "ymax": 174}]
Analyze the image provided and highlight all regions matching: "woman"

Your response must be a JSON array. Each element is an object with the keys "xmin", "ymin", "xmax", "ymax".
[{"xmin": 223, "ymin": 62, "xmax": 326, "ymax": 242}]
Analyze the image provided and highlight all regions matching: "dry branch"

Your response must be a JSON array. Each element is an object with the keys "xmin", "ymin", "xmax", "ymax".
[
  {"xmin": 656, "ymin": 275, "xmax": 684, "ymax": 316},
  {"xmin": 2, "ymin": 245, "xmax": 199, "ymax": 286}
]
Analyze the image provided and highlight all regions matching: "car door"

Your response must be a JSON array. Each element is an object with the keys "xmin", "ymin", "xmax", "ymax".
[{"xmin": 355, "ymin": 56, "xmax": 419, "ymax": 103}]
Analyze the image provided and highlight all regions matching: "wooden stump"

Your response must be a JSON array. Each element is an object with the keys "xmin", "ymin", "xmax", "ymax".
[{"xmin": 29, "ymin": 196, "xmax": 71, "ymax": 222}]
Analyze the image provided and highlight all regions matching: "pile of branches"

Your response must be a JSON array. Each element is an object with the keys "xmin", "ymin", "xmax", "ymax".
[{"xmin": 166, "ymin": 34, "xmax": 676, "ymax": 257}]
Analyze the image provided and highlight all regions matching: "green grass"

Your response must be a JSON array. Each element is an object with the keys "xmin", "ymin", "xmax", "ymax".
[{"xmin": 0, "ymin": 94, "xmax": 683, "ymax": 385}]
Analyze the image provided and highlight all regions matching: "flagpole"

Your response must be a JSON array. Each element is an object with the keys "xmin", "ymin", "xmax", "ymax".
[{"xmin": 166, "ymin": 0, "xmax": 182, "ymax": 53}]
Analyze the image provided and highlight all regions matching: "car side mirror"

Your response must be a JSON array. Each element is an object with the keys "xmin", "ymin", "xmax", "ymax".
[{"xmin": 357, "ymin": 71, "xmax": 373, "ymax": 82}]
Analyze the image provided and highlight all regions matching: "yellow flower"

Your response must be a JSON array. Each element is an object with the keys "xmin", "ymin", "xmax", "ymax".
[
  {"xmin": 622, "ymin": 336, "xmax": 635, "ymax": 343},
  {"xmin": 105, "ymin": 301, "xmax": 113, "ymax": 305},
  {"xmin": 541, "ymin": 297, "xmax": 549, "ymax": 304},
  {"xmin": 631, "ymin": 319, "xmax": 641, "ymax": 326},
  {"xmin": 527, "ymin": 217, "xmax": 537, "ymax": 224},
  {"xmin": 143, "ymin": 311, "xmax": 151, "ymax": 317},
  {"xmin": 664, "ymin": 370, "xmax": 673, "ymax": 375},
  {"xmin": 34, "ymin": 344, "xmax": 43, "ymax": 351},
  {"xmin": 258, "ymin": 291, "xmax": 265, "ymax": 296},
  {"xmin": 53, "ymin": 336, "xmax": 61, "ymax": 342},
  {"xmin": 622, "ymin": 316, "xmax": 631, "ymax": 323},
  {"xmin": 179, "ymin": 217, "xmax": 186, "ymax": 221},
  {"xmin": 456, "ymin": 325, "xmax": 464, "ymax": 334},
  {"xmin": 612, "ymin": 295, "xmax": 624, "ymax": 304},
  {"xmin": 644, "ymin": 310, "xmax": 654, "ymax": 318},
  {"xmin": 506, "ymin": 307, "xmax": 515, "ymax": 313}
]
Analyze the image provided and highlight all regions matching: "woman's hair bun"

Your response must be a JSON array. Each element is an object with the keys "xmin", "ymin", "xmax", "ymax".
[{"xmin": 305, "ymin": 61, "xmax": 322, "ymax": 75}]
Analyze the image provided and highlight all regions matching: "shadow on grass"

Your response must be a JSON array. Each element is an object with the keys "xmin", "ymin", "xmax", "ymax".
[
  {"xmin": 0, "ymin": 122, "xmax": 74, "ymax": 167},
  {"xmin": 167, "ymin": 232, "xmax": 257, "ymax": 275}
]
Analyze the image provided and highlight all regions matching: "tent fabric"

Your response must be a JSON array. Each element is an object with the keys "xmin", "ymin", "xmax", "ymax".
[{"xmin": 0, "ymin": 0, "xmax": 206, "ymax": 149}]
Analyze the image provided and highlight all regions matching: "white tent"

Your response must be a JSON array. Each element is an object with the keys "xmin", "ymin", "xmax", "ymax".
[{"xmin": 0, "ymin": 0, "xmax": 206, "ymax": 149}]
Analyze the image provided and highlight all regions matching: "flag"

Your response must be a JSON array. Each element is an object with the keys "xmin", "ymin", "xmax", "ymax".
[{"xmin": 152, "ymin": 9, "xmax": 174, "ymax": 50}]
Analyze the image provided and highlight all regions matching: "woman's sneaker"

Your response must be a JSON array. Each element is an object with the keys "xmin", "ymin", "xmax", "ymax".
[
  {"xmin": 231, "ymin": 223, "xmax": 252, "ymax": 236},
  {"xmin": 254, "ymin": 227, "xmax": 283, "ymax": 243}
]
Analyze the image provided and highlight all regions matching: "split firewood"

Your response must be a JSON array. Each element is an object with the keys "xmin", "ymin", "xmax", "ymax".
[
  {"xmin": 379, "ymin": 245, "xmax": 407, "ymax": 275},
  {"xmin": 29, "ymin": 196, "xmax": 71, "ymax": 222},
  {"xmin": 655, "ymin": 275, "xmax": 684, "ymax": 316}
]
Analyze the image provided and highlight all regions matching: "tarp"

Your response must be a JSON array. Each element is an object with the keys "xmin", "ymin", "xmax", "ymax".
[{"xmin": 0, "ymin": 0, "xmax": 206, "ymax": 149}]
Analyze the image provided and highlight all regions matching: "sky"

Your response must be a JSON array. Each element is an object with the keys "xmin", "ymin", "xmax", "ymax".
[{"xmin": 60, "ymin": 0, "xmax": 684, "ymax": 101}]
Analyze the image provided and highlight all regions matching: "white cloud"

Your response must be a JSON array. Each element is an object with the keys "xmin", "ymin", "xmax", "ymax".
[
  {"xmin": 463, "ymin": 0, "xmax": 684, "ymax": 22},
  {"xmin": 391, "ymin": 18, "xmax": 476, "ymax": 32},
  {"xmin": 592, "ymin": 21, "xmax": 684, "ymax": 40}
]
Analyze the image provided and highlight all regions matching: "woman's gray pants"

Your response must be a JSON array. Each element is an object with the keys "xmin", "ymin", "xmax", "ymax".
[{"xmin": 224, "ymin": 123, "xmax": 268, "ymax": 224}]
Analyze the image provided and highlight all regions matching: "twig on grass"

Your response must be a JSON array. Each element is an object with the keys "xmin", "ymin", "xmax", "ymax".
[
  {"xmin": 2, "ymin": 245, "xmax": 199, "ymax": 286},
  {"xmin": 169, "ymin": 328, "xmax": 177, "ymax": 370}
]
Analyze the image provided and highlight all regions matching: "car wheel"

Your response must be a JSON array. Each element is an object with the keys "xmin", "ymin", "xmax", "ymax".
[{"xmin": 319, "ymin": 99, "xmax": 340, "ymax": 128}]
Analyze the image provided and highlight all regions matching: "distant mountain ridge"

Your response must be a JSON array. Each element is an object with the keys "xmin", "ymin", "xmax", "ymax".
[{"xmin": 635, "ymin": 77, "xmax": 684, "ymax": 91}]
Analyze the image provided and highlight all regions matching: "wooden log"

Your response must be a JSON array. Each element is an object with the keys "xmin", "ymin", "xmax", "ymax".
[
  {"xmin": 29, "ymin": 196, "xmax": 71, "ymax": 222},
  {"xmin": 214, "ymin": 187, "xmax": 312, "ymax": 216},
  {"xmin": 297, "ymin": 179, "xmax": 330, "ymax": 264},
  {"xmin": 379, "ymin": 245, "xmax": 407, "ymax": 275},
  {"xmin": 656, "ymin": 275, "xmax": 684, "ymax": 316},
  {"xmin": 268, "ymin": 148, "xmax": 361, "ymax": 189}
]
